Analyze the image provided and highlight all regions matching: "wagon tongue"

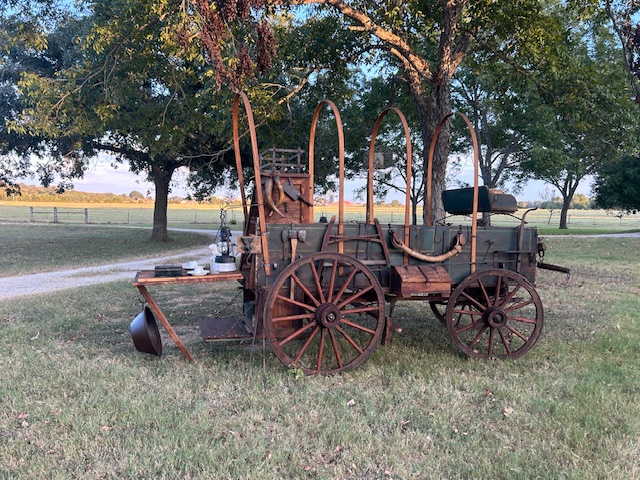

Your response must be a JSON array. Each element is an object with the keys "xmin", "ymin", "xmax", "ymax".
[{"xmin": 537, "ymin": 261, "xmax": 571, "ymax": 278}]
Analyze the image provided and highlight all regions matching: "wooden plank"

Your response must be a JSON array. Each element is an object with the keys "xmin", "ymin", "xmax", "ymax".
[{"xmin": 134, "ymin": 270, "xmax": 243, "ymax": 286}]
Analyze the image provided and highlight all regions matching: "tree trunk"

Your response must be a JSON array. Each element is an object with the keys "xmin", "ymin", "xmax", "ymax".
[
  {"xmin": 558, "ymin": 181, "xmax": 580, "ymax": 230},
  {"xmin": 407, "ymin": 74, "xmax": 452, "ymax": 225},
  {"xmin": 412, "ymin": 198, "xmax": 418, "ymax": 225},
  {"xmin": 425, "ymin": 81, "xmax": 453, "ymax": 225},
  {"xmin": 559, "ymin": 197, "xmax": 570, "ymax": 230},
  {"xmin": 151, "ymin": 164, "xmax": 175, "ymax": 242}
]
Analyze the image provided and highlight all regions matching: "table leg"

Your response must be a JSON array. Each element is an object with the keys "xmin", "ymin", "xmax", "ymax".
[{"xmin": 136, "ymin": 285, "xmax": 195, "ymax": 362}]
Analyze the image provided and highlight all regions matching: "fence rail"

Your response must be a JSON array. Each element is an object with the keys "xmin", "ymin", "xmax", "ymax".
[
  {"xmin": 0, "ymin": 205, "xmax": 238, "ymax": 228},
  {"xmin": 30, "ymin": 207, "xmax": 89, "ymax": 224},
  {"xmin": 0, "ymin": 204, "xmax": 638, "ymax": 230}
]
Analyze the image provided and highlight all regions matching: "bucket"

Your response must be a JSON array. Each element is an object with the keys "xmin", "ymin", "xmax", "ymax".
[{"xmin": 130, "ymin": 306, "xmax": 162, "ymax": 356}]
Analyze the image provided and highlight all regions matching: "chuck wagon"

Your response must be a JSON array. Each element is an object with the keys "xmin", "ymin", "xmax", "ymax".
[{"xmin": 132, "ymin": 92, "xmax": 568, "ymax": 375}]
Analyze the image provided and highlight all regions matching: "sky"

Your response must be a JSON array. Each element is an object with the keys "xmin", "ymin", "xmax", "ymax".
[{"xmin": 23, "ymin": 156, "xmax": 593, "ymax": 203}]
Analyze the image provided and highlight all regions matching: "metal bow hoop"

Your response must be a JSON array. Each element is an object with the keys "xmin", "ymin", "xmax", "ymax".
[
  {"xmin": 233, "ymin": 92, "xmax": 271, "ymax": 276},
  {"xmin": 308, "ymin": 99, "xmax": 344, "ymax": 253},
  {"xmin": 367, "ymin": 107, "xmax": 413, "ymax": 262},
  {"xmin": 427, "ymin": 112, "xmax": 480, "ymax": 273}
]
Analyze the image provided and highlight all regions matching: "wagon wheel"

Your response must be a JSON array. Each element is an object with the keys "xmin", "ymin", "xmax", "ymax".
[
  {"xmin": 445, "ymin": 269, "xmax": 543, "ymax": 359},
  {"xmin": 263, "ymin": 252, "xmax": 385, "ymax": 375}
]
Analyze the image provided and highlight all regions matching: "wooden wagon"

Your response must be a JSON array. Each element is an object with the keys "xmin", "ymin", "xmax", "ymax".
[{"xmin": 133, "ymin": 92, "xmax": 568, "ymax": 375}]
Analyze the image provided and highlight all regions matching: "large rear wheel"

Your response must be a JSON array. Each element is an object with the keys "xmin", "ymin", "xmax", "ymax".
[{"xmin": 263, "ymin": 252, "xmax": 385, "ymax": 375}]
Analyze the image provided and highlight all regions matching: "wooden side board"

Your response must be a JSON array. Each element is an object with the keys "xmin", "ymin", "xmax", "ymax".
[{"xmin": 134, "ymin": 270, "xmax": 243, "ymax": 286}]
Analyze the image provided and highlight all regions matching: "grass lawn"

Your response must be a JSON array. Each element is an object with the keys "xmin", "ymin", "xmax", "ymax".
[
  {"xmin": 0, "ymin": 223, "xmax": 213, "ymax": 277},
  {"xmin": 0, "ymin": 236, "xmax": 639, "ymax": 478}
]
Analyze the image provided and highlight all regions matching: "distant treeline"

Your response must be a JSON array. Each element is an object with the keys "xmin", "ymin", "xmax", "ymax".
[
  {"xmin": 0, "ymin": 183, "xmax": 156, "ymax": 204},
  {"xmin": 0, "ymin": 183, "xmax": 235, "ymax": 205}
]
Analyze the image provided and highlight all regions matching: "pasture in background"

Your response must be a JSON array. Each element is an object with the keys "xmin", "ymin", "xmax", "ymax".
[{"xmin": 1, "ymin": 202, "xmax": 639, "ymax": 232}]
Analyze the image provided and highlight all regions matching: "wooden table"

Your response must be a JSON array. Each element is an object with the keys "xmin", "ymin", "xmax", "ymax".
[{"xmin": 133, "ymin": 270, "xmax": 244, "ymax": 361}]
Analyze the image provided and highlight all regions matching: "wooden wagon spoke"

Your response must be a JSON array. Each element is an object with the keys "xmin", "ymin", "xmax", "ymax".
[
  {"xmin": 454, "ymin": 318, "xmax": 485, "ymax": 334},
  {"xmin": 279, "ymin": 321, "xmax": 317, "ymax": 347},
  {"xmin": 336, "ymin": 285, "xmax": 375, "ymax": 310},
  {"xmin": 504, "ymin": 299, "xmax": 534, "ymax": 314},
  {"xmin": 331, "ymin": 266, "xmax": 359, "ymax": 304},
  {"xmin": 335, "ymin": 325, "xmax": 365, "ymax": 354},
  {"xmin": 316, "ymin": 328, "xmax": 326, "ymax": 373},
  {"xmin": 309, "ymin": 261, "xmax": 326, "ymax": 304},
  {"xmin": 460, "ymin": 290, "xmax": 487, "ymax": 312},
  {"xmin": 493, "ymin": 274, "xmax": 503, "ymax": 306},
  {"xmin": 291, "ymin": 273, "xmax": 321, "ymax": 307},
  {"xmin": 453, "ymin": 304, "xmax": 472, "ymax": 328},
  {"xmin": 340, "ymin": 318, "xmax": 376, "ymax": 335},
  {"xmin": 468, "ymin": 325, "xmax": 489, "ymax": 348},
  {"xmin": 497, "ymin": 327, "xmax": 512, "ymax": 355},
  {"xmin": 507, "ymin": 315, "xmax": 538, "ymax": 324},
  {"xmin": 293, "ymin": 325, "xmax": 320, "ymax": 364},
  {"xmin": 328, "ymin": 328, "xmax": 343, "ymax": 370},
  {"xmin": 450, "ymin": 308, "xmax": 482, "ymax": 317},
  {"xmin": 487, "ymin": 327, "xmax": 495, "ymax": 357},
  {"xmin": 505, "ymin": 324, "xmax": 530, "ymax": 342},
  {"xmin": 275, "ymin": 294, "xmax": 317, "ymax": 312},
  {"xmin": 325, "ymin": 259, "xmax": 338, "ymax": 303},
  {"xmin": 499, "ymin": 283, "xmax": 522, "ymax": 308},
  {"xmin": 478, "ymin": 279, "xmax": 492, "ymax": 309},
  {"xmin": 271, "ymin": 312, "xmax": 315, "ymax": 323},
  {"xmin": 340, "ymin": 305, "xmax": 379, "ymax": 316}
]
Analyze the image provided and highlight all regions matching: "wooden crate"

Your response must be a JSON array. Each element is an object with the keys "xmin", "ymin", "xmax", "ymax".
[{"xmin": 390, "ymin": 265, "xmax": 452, "ymax": 296}]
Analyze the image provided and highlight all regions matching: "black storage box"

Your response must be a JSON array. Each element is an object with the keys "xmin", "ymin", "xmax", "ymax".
[
  {"xmin": 154, "ymin": 264, "xmax": 184, "ymax": 277},
  {"xmin": 442, "ymin": 186, "xmax": 517, "ymax": 215}
]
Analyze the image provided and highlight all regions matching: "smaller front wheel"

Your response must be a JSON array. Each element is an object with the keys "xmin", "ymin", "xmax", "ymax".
[{"xmin": 445, "ymin": 269, "xmax": 543, "ymax": 359}]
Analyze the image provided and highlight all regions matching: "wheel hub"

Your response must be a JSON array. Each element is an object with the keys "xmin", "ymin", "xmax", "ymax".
[
  {"xmin": 315, "ymin": 303, "xmax": 341, "ymax": 328},
  {"xmin": 485, "ymin": 307, "xmax": 508, "ymax": 328}
]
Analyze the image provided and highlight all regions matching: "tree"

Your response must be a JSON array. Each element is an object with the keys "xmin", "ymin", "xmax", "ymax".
[
  {"xmin": 129, "ymin": 190, "xmax": 145, "ymax": 200},
  {"xmin": 520, "ymin": 17, "xmax": 640, "ymax": 229},
  {"xmin": 594, "ymin": 155, "xmax": 640, "ymax": 212},
  {"xmin": 187, "ymin": 0, "xmax": 553, "ymax": 224},
  {"xmin": 451, "ymin": 57, "xmax": 534, "ymax": 225},
  {"xmin": 604, "ymin": 0, "xmax": 640, "ymax": 104},
  {"xmin": 4, "ymin": 1, "xmax": 365, "ymax": 240},
  {"xmin": 539, "ymin": 185, "xmax": 559, "ymax": 224},
  {"xmin": 7, "ymin": 0, "xmax": 262, "ymax": 241},
  {"xmin": 1, "ymin": 5, "xmax": 84, "ymax": 194},
  {"xmin": 571, "ymin": 193, "xmax": 592, "ymax": 210}
]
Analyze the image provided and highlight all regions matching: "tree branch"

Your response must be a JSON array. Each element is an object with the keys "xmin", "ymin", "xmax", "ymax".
[{"xmin": 273, "ymin": 0, "xmax": 434, "ymax": 81}]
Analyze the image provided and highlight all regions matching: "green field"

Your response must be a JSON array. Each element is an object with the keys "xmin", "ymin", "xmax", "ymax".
[
  {"xmin": 0, "ymin": 225, "xmax": 638, "ymax": 478},
  {"xmin": 2, "ymin": 201, "xmax": 640, "ymax": 234}
]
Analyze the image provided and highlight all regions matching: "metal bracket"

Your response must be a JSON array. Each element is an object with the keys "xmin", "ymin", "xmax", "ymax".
[{"xmin": 239, "ymin": 235, "xmax": 262, "ymax": 254}]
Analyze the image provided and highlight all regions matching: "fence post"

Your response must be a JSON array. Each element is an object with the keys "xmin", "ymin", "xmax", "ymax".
[
  {"xmin": 53, "ymin": 207, "xmax": 59, "ymax": 223},
  {"xmin": 30, "ymin": 207, "xmax": 34, "ymax": 222},
  {"xmin": 84, "ymin": 208, "xmax": 89, "ymax": 224}
]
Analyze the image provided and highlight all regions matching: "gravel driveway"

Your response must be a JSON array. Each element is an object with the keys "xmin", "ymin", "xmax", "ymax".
[
  {"xmin": 1, "ymin": 230, "xmax": 636, "ymax": 301},
  {"xmin": 0, "ymin": 245, "xmax": 216, "ymax": 301},
  {"xmin": 0, "ymin": 228, "xmax": 241, "ymax": 301}
]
